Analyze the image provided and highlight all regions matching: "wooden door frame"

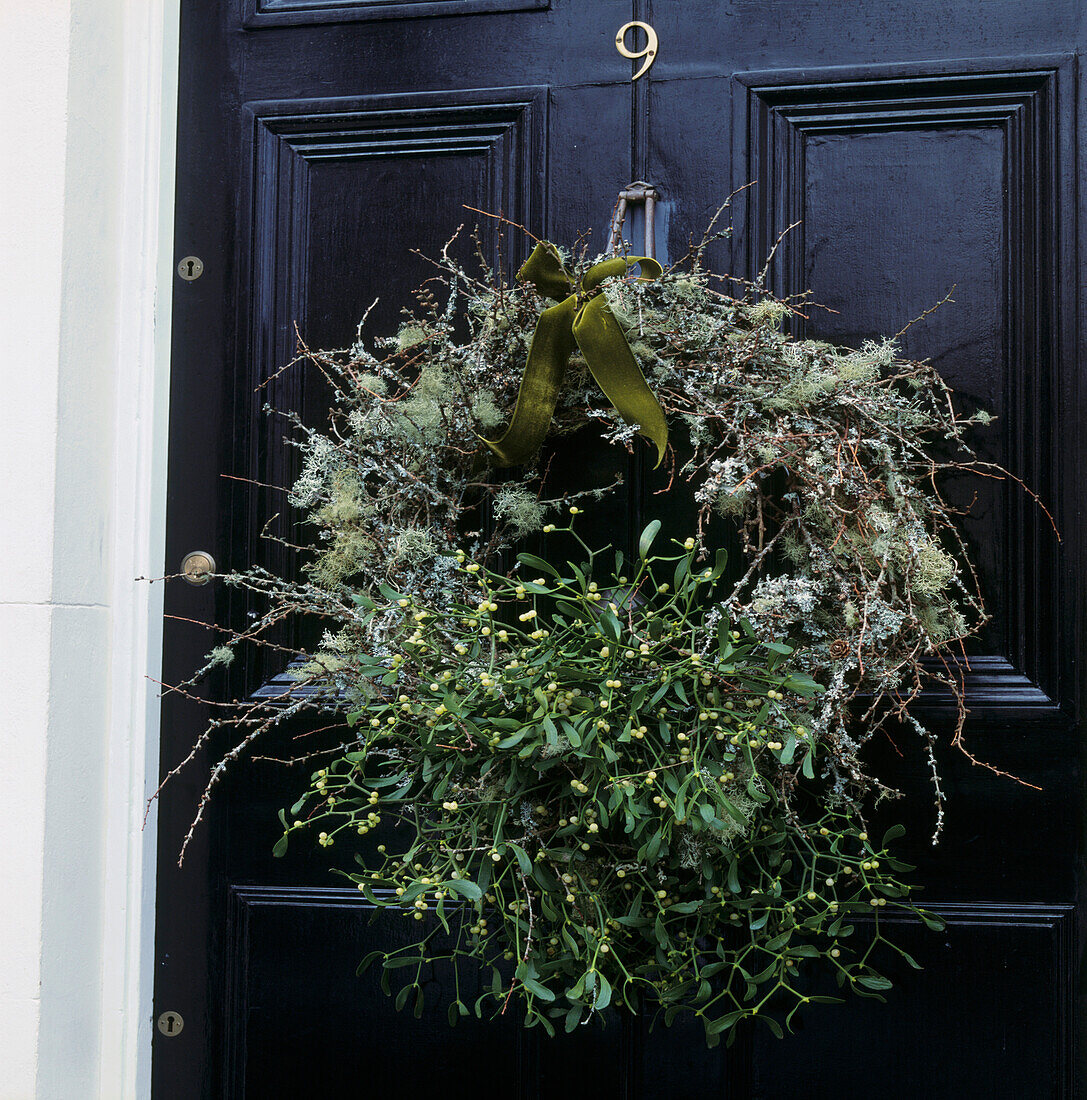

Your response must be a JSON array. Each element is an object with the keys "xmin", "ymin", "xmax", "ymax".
[{"xmin": 92, "ymin": 1, "xmax": 181, "ymax": 1095}]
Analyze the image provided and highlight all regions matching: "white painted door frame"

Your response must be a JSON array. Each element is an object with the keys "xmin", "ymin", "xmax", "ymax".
[
  {"xmin": 0, "ymin": 2, "xmax": 180, "ymax": 1096},
  {"xmin": 92, "ymin": 3, "xmax": 180, "ymax": 1095}
]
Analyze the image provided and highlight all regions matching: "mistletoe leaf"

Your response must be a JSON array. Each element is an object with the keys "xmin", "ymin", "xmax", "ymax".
[
  {"xmin": 357, "ymin": 950, "xmax": 384, "ymax": 976},
  {"xmin": 705, "ymin": 1009, "xmax": 745, "ymax": 1036},
  {"xmin": 444, "ymin": 879, "xmax": 482, "ymax": 902},
  {"xmin": 711, "ymin": 547, "xmax": 729, "ymax": 580},
  {"xmin": 522, "ymin": 977, "xmax": 556, "ymax": 1002},
  {"xmin": 639, "ymin": 519, "xmax": 663, "ymax": 560},
  {"xmin": 856, "ymin": 974, "xmax": 894, "ymax": 992},
  {"xmin": 508, "ymin": 843, "xmax": 533, "ymax": 876},
  {"xmin": 517, "ymin": 552, "xmax": 560, "ymax": 577}
]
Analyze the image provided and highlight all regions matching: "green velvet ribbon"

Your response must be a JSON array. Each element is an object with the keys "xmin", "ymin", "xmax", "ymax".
[{"xmin": 482, "ymin": 242, "xmax": 669, "ymax": 468}]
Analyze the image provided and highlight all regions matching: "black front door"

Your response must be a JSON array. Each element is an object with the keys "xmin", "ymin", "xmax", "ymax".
[{"xmin": 156, "ymin": 3, "xmax": 1081, "ymax": 1096}]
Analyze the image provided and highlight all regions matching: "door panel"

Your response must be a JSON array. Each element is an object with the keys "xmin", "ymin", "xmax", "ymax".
[
  {"xmin": 159, "ymin": 2, "xmax": 1083, "ymax": 1096},
  {"xmin": 237, "ymin": 86, "xmax": 548, "ymax": 666},
  {"xmin": 753, "ymin": 904, "xmax": 1075, "ymax": 1098},
  {"xmin": 224, "ymin": 886, "xmax": 526, "ymax": 1095},
  {"xmin": 729, "ymin": 59, "xmax": 1071, "ymax": 711}
]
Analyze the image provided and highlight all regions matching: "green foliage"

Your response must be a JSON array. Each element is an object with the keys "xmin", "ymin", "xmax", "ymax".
[{"xmin": 280, "ymin": 520, "xmax": 924, "ymax": 1043}]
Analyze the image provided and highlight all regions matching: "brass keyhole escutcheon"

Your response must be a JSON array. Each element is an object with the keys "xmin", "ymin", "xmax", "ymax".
[
  {"xmin": 180, "ymin": 551, "xmax": 216, "ymax": 586},
  {"xmin": 177, "ymin": 255, "xmax": 204, "ymax": 281},
  {"xmin": 157, "ymin": 1011, "xmax": 185, "ymax": 1037},
  {"xmin": 615, "ymin": 21, "xmax": 658, "ymax": 81}
]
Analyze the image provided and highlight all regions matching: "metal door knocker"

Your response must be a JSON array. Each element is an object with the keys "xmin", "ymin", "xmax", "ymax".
[{"xmin": 609, "ymin": 181, "xmax": 660, "ymax": 260}]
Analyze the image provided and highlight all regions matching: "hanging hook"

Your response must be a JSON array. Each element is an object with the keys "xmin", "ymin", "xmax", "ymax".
[{"xmin": 609, "ymin": 181, "xmax": 660, "ymax": 259}]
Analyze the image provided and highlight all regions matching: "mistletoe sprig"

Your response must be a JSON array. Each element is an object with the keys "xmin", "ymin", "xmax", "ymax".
[{"xmin": 279, "ymin": 516, "xmax": 932, "ymax": 1043}]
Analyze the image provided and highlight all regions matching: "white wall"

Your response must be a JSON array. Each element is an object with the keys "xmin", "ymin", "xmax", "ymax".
[
  {"xmin": 0, "ymin": 2, "xmax": 178, "ymax": 1097},
  {"xmin": 0, "ymin": 5, "xmax": 70, "ymax": 1094}
]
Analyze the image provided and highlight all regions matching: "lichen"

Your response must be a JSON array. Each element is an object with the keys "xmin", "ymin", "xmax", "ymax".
[
  {"xmin": 205, "ymin": 645, "xmax": 234, "ymax": 668},
  {"xmin": 397, "ymin": 323, "xmax": 427, "ymax": 351},
  {"xmin": 492, "ymin": 485, "xmax": 546, "ymax": 537},
  {"xmin": 746, "ymin": 299, "xmax": 789, "ymax": 329}
]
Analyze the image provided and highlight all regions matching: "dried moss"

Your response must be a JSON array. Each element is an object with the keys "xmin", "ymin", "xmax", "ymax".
[{"xmin": 471, "ymin": 390, "xmax": 505, "ymax": 430}]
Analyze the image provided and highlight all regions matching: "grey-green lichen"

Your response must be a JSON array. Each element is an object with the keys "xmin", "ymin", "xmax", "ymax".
[
  {"xmin": 205, "ymin": 645, "xmax": 235, "ymax": 668},
  {"xmin": 492, "ymin": 484, "xmax": 546, "ymax": 537}
]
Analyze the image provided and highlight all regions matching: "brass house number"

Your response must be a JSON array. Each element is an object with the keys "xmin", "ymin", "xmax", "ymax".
[{"xmin": 615, "ymin": 21, "xmax": 658, "ymax": 81}]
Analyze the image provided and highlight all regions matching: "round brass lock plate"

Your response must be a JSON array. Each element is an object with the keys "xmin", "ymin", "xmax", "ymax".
[
  {"xmin": 157, "ymin": 1011, "xmax": 185, "ymax": 1037},
  {"xmin": 177, "ymin": 255, "xmax": 204, "ymax": 281},
  {"xmin": 180, "ymin": 551, "xmax": 216, "ymax": 586}
]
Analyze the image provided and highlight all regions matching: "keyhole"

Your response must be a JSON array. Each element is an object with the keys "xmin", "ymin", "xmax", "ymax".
[
  {"xmin": 157, "ymin": 1010, "xmax": 185, "ymax": 1036},
  {"xmin": 177, "ymin": 255, "xmax": 203, "ymax": 281}
]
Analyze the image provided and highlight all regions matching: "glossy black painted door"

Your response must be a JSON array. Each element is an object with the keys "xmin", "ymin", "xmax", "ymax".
[{"xmin": 157, "ymin": 2, "xmax": 1084, "ymax": 1096}]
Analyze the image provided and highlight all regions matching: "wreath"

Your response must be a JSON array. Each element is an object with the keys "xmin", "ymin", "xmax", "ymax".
[{"xmin": 165, "ymin": 208, "xmax": 1032, "ymax": 1045}]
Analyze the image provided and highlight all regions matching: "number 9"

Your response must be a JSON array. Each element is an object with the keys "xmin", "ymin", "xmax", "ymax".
[{"xmin": 615, "ymin": 21, "xmax": 658, "ymax": 82}]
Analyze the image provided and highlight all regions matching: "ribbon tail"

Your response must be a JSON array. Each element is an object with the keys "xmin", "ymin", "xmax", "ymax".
[
  {"xmin": 482, "ymin": 295, "xmax": 577, "ymax": 467},
  {"xmin": 572, "ymin": 296, "xmax": 669, "ymax": 468}
]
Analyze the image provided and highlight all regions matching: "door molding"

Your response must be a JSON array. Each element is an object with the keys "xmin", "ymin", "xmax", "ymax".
[{"xmin": 242, "ymin": 0, "xmax": 549, "ymax": 30}]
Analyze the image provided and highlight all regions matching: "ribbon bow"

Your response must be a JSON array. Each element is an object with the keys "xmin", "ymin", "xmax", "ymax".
[{"xmin": 482, "ymin": 242, "xmax": 669, "ymax": 468}]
